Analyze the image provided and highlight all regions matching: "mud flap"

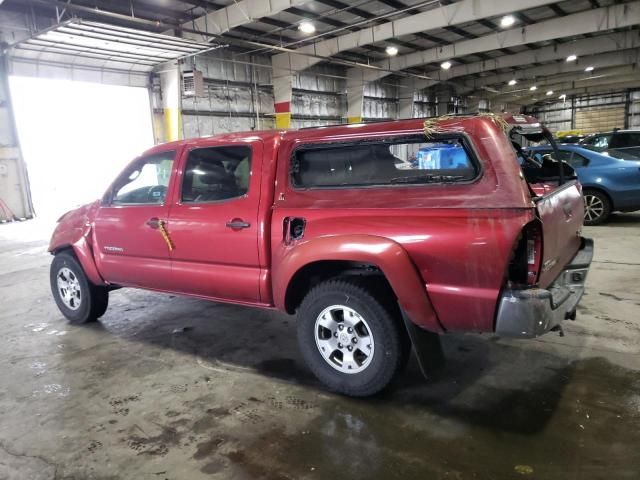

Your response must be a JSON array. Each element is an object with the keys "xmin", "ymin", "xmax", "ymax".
[{"xmin": 401, "ymin": 308, "xmax": 445, "ymax": 379}]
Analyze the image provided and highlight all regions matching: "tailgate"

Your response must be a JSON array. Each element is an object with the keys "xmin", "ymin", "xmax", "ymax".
[{"xmin": 535, "ymin": 180, "xmax": 584, "ymax": 287}]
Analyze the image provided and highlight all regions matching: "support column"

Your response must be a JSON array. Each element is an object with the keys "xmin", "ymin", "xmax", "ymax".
[
  {"xmin": 398, "ymin": 77, "xmax": 416, "ymax": 119},
  {"xmin": 346, "ymin": 70, "xmax": 365, "ymax": 124},
  {"xmin": 436, "ymin": 91, "xmax": 451, "ymax": 116},
  {"xmin": 160, "ymin": 64, "xmax": 181, "ymax": 142},
  {"xmin": 272, "ymin": 55, "xmax": 293, "ymax": 129},
  {"xmin": 0, "ymin": 50, "xmax": 33, "ymax": 220}
]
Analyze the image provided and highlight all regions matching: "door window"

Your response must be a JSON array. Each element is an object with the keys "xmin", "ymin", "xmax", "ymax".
[
  {"xmin": 181, "ymin": 146, "xmax": 252, "ymax": 203},
  {"xmin": 591, "ymin": 135, "xmax": 611, "ymax": 148},
  {"xmin": 611, "ymin": 132, "xmax": 640, "ymax": 148},
  {"xmin": 111, "ymin": 151, "xmax": 175, "ymax": 205}
]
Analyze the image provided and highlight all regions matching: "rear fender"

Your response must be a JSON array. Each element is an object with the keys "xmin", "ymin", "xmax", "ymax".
[{"xmin": 274, "ymin": 234, "xmax": 443, "ymax": 332}]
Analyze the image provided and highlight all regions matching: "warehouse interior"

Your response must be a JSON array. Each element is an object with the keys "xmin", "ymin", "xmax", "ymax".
[{"xmin": 0, "ymin": 1, "xmax": 639, "ymax": 478}]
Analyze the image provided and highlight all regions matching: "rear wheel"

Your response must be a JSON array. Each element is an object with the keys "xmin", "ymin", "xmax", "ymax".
[
  {"xmin": 583, "ymin": 189, "xmax": 611, "ymax": 226},
  {"xmin": 297, "ymin": 279, "xmax": 408, "ymax": 397},
  {"xmin": 50, "ymin": 251, "xmax": 109, "ymax": 324}
]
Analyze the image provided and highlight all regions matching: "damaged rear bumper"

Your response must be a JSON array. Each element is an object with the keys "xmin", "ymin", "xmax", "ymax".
[{"xmin": 495, "ymin": 238, "xmax": 593, "ymax": 339}]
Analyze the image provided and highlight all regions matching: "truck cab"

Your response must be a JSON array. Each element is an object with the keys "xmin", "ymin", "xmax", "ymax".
[{"xmin": 49, "ymin": 114, "xmax": 593, "ymax": 397}]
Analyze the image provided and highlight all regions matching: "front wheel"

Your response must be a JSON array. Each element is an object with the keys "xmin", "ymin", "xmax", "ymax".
[
  {"xmin": 50, "ymin": 251, "xmax": 109, "ymax": 324},
  {"xmin": 583, "ymin": 189, "xmax": 611, "ymax": 226},
  {"xmin": 297, "ymin": 279, "xmax": 408, "ymax": 397}
]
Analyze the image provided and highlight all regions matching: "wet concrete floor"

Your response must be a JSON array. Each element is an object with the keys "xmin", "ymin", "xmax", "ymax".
[{"xmin": 1, "ymin": 215, "xmax": 639, "ymax": 479}]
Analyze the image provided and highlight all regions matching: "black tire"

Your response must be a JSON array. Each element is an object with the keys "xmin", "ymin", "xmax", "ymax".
[
  {"xmin": 50, "ymin": 251, "xmax": 109, "ymax": 324},
  {"xmin": 296, "ymin": 279, "xmax": 408, "ymax": 397},
  {"xmin": 583, "ymin": 189, "xmax": 611, "ymax": 226}
]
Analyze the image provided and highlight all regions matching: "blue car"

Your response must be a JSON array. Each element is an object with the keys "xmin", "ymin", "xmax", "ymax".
[{"xmin": 526, "ymin": 144, "xmax": 640, "ymax": 225}]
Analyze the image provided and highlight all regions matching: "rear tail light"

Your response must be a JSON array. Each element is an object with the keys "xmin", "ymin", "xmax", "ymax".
[
  {"xmin": 508, "ymin": 221, "xmax": 543, "ymax": 286},
  {"xmin": 525, "ymin": 223, "xmax": 542, "ymax": 285}
]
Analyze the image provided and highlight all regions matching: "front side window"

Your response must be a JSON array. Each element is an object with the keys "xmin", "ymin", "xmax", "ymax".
[
  {"xmin": 291, "ymin": 137, "xmax": 477, "ymax": 188},
  {"xmin": 181, "ymin": 146, "xmax": 252, "ymax": 203},
  {"xmin": 111, "ymin": 151, "xmax": 175, "ymax": 205}
]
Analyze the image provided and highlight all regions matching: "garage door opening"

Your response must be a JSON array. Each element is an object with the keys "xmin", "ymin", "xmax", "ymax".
[{"xmin": 9, "ymin": 76, "xmax": 154, "ymax": 220}]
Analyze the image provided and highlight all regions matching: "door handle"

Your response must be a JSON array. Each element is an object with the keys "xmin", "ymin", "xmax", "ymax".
[
  {"xmin": 226, "ymin": 219, "xmax": 250, "ymax": 230},
  {"xmin": 146, "ymin": 217, "xmax": 160, "ymax": 229}
]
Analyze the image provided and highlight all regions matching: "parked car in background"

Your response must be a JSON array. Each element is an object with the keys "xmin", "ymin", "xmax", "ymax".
[
  {"xmin": 580, "ymin": 130, "xmax": 640, "ymax": 157},
  {"xmin": 526, "ymin": 144, "xmax": 640, "ymax": 225}
]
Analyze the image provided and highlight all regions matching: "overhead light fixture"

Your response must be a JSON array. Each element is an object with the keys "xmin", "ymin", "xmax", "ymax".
[
  {"xmin": 566, "ymin": 54, "xmax": 577, "ymax": 62},
  {"xmin": 585, "ymin": 66, "xmax": 594, "ymax": 72},
  {"xmin": 298, "ymin": 21, "xmax": 316, "ymax": 34},
  {"xmin": 500, "ymin": 15, "xmax": 516, "ymax": 28},
  {"xmin": 385, "ymin": 45, "xmax": 399, "ymax": 56},
  {"xmin": 441, "ymin": 61, "xmax": 452, "ymax": 70},
  {"xmin": 559, "ymin": 94, "xmax": 567, "ymax": 100},
  {"xmin": 508, "ymin": 79, "xmax": 517, "ymax": 86},
  {"xmin": 529, "ymin": 85, "xmax": 537, "ymax": 91},
  {"xmin": 546, "ymin": 90, "xmax": 554, "ymax": 95}
]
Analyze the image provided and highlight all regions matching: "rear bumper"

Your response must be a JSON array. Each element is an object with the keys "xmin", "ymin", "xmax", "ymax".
[{"xmin": 495, "ymin": 238, "xmax": 593, "ymax": 338}]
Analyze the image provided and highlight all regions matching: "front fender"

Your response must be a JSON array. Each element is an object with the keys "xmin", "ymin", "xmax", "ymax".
[
  {"xmin": 48, "ymin": 201, "xmax": 105, "ymax": 286},
  {"xmin": 273, "ymin": 234, "xmax": 443, "ymax": 332}
]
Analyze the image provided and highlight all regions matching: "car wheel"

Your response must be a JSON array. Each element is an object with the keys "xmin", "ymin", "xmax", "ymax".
[
  {"xmin": 297, "ymin": 279, "xmax": 408, "ymax": 397},
  {"xmin": 583, "ymin": 189, "xmax": 611, "ymax": 226},
  {"xmin": 50, "ymin": 251, "xmax": 109, "ymax": 324}
]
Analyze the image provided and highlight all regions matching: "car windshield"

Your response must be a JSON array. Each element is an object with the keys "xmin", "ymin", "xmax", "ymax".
[{"xmin": 581, "ymin": 145, "xmax": 640, "ymax": 160}]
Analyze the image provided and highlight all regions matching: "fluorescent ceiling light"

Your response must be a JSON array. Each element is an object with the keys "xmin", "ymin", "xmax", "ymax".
[
  {"xmin": 585, "ymin": 66, "xmax": 594, "ymax": 72},
  {"xmin": 566, "ymin": 54, "xmax": 577, "ymax": 62},
  {"xmin": 298, "ymin": 21, "xmax": 315, "ymax": 34},
  {"xmin": 559, "ymin": 94, "xmax": 567, "ymax": 99},
  {"xmin": 385, "ymin": 45, "xmax": 399, "ymax": 56},
  {"xmin": 441, "ymin": 61, "xmax": 452, "ymax": 70},
  {"xmin": 529, "ymin": 85, "xmax": 537, "ymax": 91},
  {"xmin": 500, "ymin": 15, "xmax": 516, "ymax": 28},
  {"xmin": 546, "ymin": 90, "xmax": 554, "ymax": 95},
  {"xmin": 508, "ymin": 79, "xmax": 517, "ymax": 86}
]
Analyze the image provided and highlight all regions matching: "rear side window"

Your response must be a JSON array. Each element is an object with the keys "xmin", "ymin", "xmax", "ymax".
[
  {"xmin": 611, "ymin": 132, "xmax": 640, "ymax": 148},
  {"xmin": 291, "ymin": 137, "xmax": 478, "ymax": 188}
]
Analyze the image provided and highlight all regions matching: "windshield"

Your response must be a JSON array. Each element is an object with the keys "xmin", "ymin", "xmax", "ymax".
[{"xmin": 581, "ymin": 145, "xmax": 640, "ymax": 160}]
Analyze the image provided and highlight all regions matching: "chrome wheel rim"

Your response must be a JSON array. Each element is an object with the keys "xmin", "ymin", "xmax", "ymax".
[
  {"xmin": 57, "ymin": 267, "xmax": 82, "ymax": 310},
  {"xmin": 314, "ymin": 305, "xmax": 375, "ymax": 374},
  {"xmin": 584, "ymin": 194, "xmax": 604, "ymax": 222}
]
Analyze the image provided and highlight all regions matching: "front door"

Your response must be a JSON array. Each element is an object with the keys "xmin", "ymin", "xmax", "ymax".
[
  {"xmin": 166, "ymin": 142, "xmax": 263, "ymax": 303},
  {"xmin": 93, "ymin": 149, "xmax": 177, "ymax": 290}
]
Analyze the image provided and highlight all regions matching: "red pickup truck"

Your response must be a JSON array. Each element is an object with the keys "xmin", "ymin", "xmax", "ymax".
[{"xmin": 49, "ymin": 114, "xmax": 593, "ymax": 396}]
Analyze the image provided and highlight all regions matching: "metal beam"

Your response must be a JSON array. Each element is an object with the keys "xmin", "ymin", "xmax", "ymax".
[
  {"xmin": 461, "ymin": 49, "xmax": 640, "ymax": 92},
  {"xmin": 487, "ymin": 65, "xmax": 638, "ymax": 97},
  {"xmin": 272, "ymin": 0, "xmax": 562, "ymax": 74},
  {"xmin": 414, "ymin": 31, "xmax": 640, "ymax": 90},
  {"xmin": 181, "ymin": 0, "xmax": 314, "ymax": 39},
  {"xmin": 491, "ymin": 71, "xmax": 640, "ymax": 104},
  {"xmin": 513, "ymin": 80, "xmax": 640, "ymax": 107},
  {"xmin": 347, "ymin": 2, "xmax": 640, "ymax": 87}
]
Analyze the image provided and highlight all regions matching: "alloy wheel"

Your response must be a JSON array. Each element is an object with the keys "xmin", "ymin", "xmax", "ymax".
[
  {"xmin": 314, "ymin": 305, "xmax": 375, "ymax": 374},
  {"xmin": 584, "ymin": 194, "xmax": 604, "ymax": 223},
  {"xmin": 57, "ymin": 267, "xmax": 82, "ymax": 310}
]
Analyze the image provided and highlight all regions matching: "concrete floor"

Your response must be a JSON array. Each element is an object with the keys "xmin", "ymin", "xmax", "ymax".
[{"xmin": 1, "ymin": 216, "xmax": 639, "ymax": 480}]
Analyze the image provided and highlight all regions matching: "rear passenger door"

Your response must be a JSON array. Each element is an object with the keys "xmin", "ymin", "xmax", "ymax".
[{"xmin": 166, "ymin": 142, "xmax": 263, "ymax": 303}]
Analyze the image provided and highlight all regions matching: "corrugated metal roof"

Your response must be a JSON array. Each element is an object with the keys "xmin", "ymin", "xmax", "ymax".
[{"xmin": 7, "ymin": 20, "xmax": 216, "ymax": 72}]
